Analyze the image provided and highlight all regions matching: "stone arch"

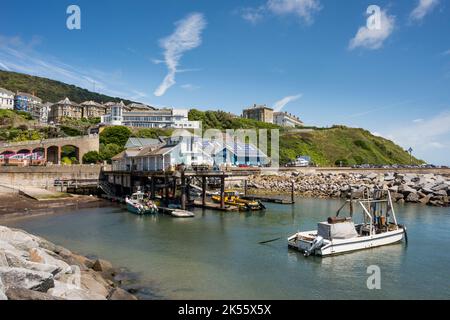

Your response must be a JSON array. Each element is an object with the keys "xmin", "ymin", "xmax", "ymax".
[
  {"xmin": 61, "ymin": 145, "xmax": 80, "ymax": 164},
  {"xmin": 32, "ymin": 147, "xmax": 46, "ymax": 163},
  {"xmin": 47, "ymin": 146, "xmax": 60, "ymax": 164}
]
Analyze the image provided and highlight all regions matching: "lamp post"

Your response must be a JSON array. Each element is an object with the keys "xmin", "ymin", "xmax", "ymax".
[{"xmin": 408, "ymin": 147, "xmax": 413, "ymax": 165}]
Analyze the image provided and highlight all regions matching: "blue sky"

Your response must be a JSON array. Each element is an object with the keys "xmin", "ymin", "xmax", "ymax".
[{"xmin": 1, "ymin": 0, "xmax": 450, "ymax": 164}]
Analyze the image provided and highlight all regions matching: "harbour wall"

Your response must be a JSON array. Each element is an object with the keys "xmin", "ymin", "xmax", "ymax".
[{"xmin": 0, "ymin": 165, "xmax": 109, "ymax": 190}]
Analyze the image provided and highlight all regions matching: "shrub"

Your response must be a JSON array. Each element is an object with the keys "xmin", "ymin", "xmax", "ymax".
[
  {"xmin": 100, "ymin": 126, "xmax": 131, "ymax": 147},
  {"xmin": 83, "ymin": 151, "xmax": 101, "ymax": 164}
]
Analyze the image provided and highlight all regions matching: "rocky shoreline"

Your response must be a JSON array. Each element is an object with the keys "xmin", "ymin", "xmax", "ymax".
[
  {"xmin": 247, "ymin": 172, "xmax": 450, "ymax": 207},
  {"xmin": 0, "ymin": 225, "xmax": 138, "ymax": 300}
]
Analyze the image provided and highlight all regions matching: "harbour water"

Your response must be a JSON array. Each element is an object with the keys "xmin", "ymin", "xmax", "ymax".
[{"xmin": 4, "ymin": 198, "xmax": 450, "ymax": 300}]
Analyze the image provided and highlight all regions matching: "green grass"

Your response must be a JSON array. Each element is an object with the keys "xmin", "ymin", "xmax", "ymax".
[
  {"xmin": 0, "ymin": 70, "xmax": 135, "ymax": 104},
  {"xmin": 279, "ymin": 126, "xmax": 423, "ymax": 166}
]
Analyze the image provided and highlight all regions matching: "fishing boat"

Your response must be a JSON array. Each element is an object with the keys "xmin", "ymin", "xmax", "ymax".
[
  {"xmin": 288, "ymin": 189, "xmax": 407, "ymax": 257},
  {"xmin": 211, "ymin": 190, "xmax": 265, "ymax": 211},
  {"xmin": 125, "ymin": 191, "xmax": 158, "ymax": 215}
]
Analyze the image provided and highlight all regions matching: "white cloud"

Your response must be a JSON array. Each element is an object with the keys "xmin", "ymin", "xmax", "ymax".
[
  {"xmin": 385, "ymin": 111, "xmax": 450, "ymax": 152},
  {"xmin": 273, "ymin": 94, "xmax": 302, "ymax": 112},
  {"xmin": 410, "ymin": 0, "xmax": 439, "ymax": 22},
  {"xmin": 413, "ymin": 118, "xmax": 424, "ymax": 123},
  {"xmin": 240, "ymin": 7, "xmax": 266, "ymax": 24},
  {"xmin": 154, "ymin": 13, "xmax": 206, "ymax": 97},
  {"xmin": 267, "ymin": 0, "xmax": 322, "ymax": 24},
  {"xmin": 180, "ymin": 84, "xmax": 201, "ymax": 91},
  {"xmin": 349, "ymin": 9, "xmax": 395, "ymax": 50},
  {"xmin": 0, "ymin": 34, "xmax": 146, "ymax": 102},
  {"xmin": 240, "ymin": 0, "xmax": 322, "ymax": 25}
]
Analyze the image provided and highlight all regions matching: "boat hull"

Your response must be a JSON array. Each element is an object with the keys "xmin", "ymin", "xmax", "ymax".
[
  {"xmin": 288, "ymin": 228, "xmax": 405, "ymax": 257},
  {"xmin": 126, "ymin": 202, "xmax": 157, "ymax": 215}
]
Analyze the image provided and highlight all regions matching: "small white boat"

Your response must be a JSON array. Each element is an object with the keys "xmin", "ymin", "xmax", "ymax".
[
  {"xmin": 170, "ymin": 209, "xmax": 195, "ymax": 218},
  {"xmin": 288, "ymin": 189, "xmax": 407, "ymax": 257},
  {"xmin": 125, "ymin": 191, "xmax": 158, "ymax": 215}
]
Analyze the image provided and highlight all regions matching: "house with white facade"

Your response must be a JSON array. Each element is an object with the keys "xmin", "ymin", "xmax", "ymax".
[
  {"xmin": 101, "ymin": 103, "xmax": 200, "ymax": 129},
  {"xmin": 111, "ymin": 130, "xmax": 269, "ymax": 172},
  {"xmin": 0, "ymin": 88, "xmax": 14, "ymax": 110},
  {"xmin": 273, "ymin": 112, "xmax": 304, "ymax": 127}
]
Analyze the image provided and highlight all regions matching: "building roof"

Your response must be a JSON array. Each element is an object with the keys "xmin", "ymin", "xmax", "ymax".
[
  {"xmin": 274, "ymin": 111, "xmax": 303, "ymax": 124},
  {"xmin": 243, "ymin": 104, "xmax": 273, "ymax": 111},
  {"xmin": 16, "ymin": 92, "xmax": 42, "ymax": 102},
  {"xmin": 81, "ymin": 101, "xmax": 105, "ymax": 108},
  {"xmin": 125, "ymin": 137, "xmax": 163, "ymax": 149},
  {"xmin": 55, "ymin": 97, "xmax": 79, "ymax": 106},
  {"xmin": 127, "ymin": 103, "xmax": 155, "ymax": 111},
  {"xmin": 0, "ymin": 87, "xmax": 14, "ymax": 96}
]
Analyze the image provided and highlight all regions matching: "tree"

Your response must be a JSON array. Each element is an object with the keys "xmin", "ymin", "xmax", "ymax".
[
  {"xmin": 100, "ymin": 126, "xmax": 131, "ymax": 147},
  {"xmin": 100, "ymin": 143, "xmax": 123, "ymax": 163},
  {"xmin": 82, "ymin": 151, "xmax": 101, "ymax": 164}
]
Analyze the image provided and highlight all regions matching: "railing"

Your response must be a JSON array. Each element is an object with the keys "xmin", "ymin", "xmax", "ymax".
[{"xmin": 0, "ymin": 134, "xmax": 98, "ymax": 148}]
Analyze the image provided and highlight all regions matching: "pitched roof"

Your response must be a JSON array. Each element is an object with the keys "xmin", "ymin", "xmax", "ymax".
[
  {"xmin": 16, "ymin": 92, "xmax": 42, "ymax": 102},
  {"xmin": 81, "ymin": 101, "xmax": 104, "ymax": 107},
  {"xmin": 56, "ymin": 97, "xmax": 79, "ymax": 106},
  {"xmin": 125, "ymin": 137, "xmax": 163, "ymax": 149},
  {"xmin": 0, "ymin": 87, "xmax": 14, "ymax": 96}
]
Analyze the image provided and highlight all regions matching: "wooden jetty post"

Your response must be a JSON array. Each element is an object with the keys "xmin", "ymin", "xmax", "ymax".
[
  {"xmin": 181, "ymin": 171, "xmax": 186, "ymax": 210},
  {"xmin": 244, "ymin": 180, "xmax": 248, "ymax": 197},
  {"xmin": 150, "ymin": 177, "xmax": 155, "ymax": 200},
  {"xmin": 220, "ymin": 173, "xmax": 225, "ymax": 209},
  {"xmin": 202, "ymin": 176, "xmax": 207, "ymax": 206},
  {"xmin": 291, "ymin": 181, "xmax": 295, "ymax": 204},
  {"xmin": 164, "ymin": 174, "xmax": 169, "ymax": 206}
]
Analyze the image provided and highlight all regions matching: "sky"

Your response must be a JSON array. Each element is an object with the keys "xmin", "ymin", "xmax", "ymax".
[{"xmin": 1, "ymin": 0, "xmax": 450, "ymax": 165}]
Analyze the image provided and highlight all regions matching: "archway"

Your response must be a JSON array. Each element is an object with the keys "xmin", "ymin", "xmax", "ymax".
[
  {"xmin": 32, "ymin": 148, "xmax": 45, "ymax": 163},
  {"xmin": 0, "ymin": 151, "xmax": 15, "ymax": 164},
  {"xmin": 61, "ymin": 145, "xmax": 80, "ymax": 165},
  {"xmin": 47, "ymin": 146, "xmax": 59, "ymax": 164}
]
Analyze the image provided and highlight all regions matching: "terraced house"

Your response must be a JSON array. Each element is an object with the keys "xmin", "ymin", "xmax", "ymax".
[
  {"xmin": 0, "ymin": 87, "xmax": 14, "ymax": 110},
  {"xmin": 81, "ymin": 101, "xmax": 107, "ymax": 119},
  {"xmin": 14, "ymin": 92, "xmax": 42, "ymax": 113},
  {"xmin": 48, "ymin": 97, "xmax": 83, "ymax": 123}
]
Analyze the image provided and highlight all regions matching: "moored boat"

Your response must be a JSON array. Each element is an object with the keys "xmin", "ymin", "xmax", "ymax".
[
  {"xmin": 211, "ymin": 190, "xmax": 265, "ymax": 211},
  {"xmin": 125, "ymin": 191, "xmax": 158, "ymax": 215},
  {"xmin": 288, "ymin": 189, "xmax": 407, "ymax": 257}
]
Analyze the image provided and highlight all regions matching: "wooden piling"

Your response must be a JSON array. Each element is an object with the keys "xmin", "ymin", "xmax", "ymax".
[
  {"xmin": 181, "ymin": 171, "xmax": 186, "ymax": 210},
  {"xmin": 220, "ymin": 174, "xmax": 225, "ymax": 209},
  {"xmin": 291, "ymin": 181, "xmax": 295, "ymax": 204},
  {"xmin": 202, "ymin": 176, "xmax": 207, "ymax": 206}
]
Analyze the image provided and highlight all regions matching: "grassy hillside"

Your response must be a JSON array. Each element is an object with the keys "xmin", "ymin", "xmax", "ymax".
[
  {"xmin": 189, "ymin": 109, "xmax": 280, "ymax": 130},
  {"xmin": 0, "ymin": 70, "xmax": 134, "ymax": 104},
  {"xmin": 279, "ymin": 126, "xmax": 423, "ymax": 166}
]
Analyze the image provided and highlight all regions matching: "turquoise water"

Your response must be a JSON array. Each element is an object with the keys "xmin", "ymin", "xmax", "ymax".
[{"xmin": 4, "ymin": 198, "xmax": 450, "ymax": 300}]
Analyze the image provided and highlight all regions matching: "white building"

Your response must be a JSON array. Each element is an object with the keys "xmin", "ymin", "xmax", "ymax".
[
  {"xmin": 0, "ymin": 88, "xmax": 15, "ymax": 110},
  {"xmin": 31, "ymin": 102, "xmax": 52, "ymax": 124},
  {"xmin": 101, "ymin": 103, "xmax": 200, "ymax": 129},
  {"xmin": 273, "ymin": 112, "xmax": 304, "ymax": 127}
]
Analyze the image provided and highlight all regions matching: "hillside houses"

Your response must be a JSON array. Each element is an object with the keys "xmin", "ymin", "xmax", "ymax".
[{"xmin": 111, "ymin": 131, "xmax": 269, "ymax": 172}]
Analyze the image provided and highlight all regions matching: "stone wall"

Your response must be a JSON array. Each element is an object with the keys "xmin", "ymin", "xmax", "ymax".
[{"xmin": 0, "ymin": 165, "xmax": 108, "ymax": 190}]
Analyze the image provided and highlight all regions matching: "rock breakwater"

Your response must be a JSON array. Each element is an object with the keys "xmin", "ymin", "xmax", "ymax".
[
  {"xmin": 247, "ymin": 172, "xmax": 450, "ymax": 206},
  {"xmin": 0, "ymin": 226, "xmax": 138, "ymax": 300}
]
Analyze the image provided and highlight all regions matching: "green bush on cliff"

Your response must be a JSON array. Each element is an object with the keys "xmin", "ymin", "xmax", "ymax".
[
  {"xmin": 100, "ymin": 126, "xmax": 131, "ymax": 147},
  {"xmin": 83, "ymin": 151, "xmax": 101, "ymax": 164},
  {"xmin": 99, "ymin": 143, "xmax": 123, "ymax": 163}
]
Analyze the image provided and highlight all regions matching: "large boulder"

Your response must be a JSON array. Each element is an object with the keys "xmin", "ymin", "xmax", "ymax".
[
  {"xmin": 0, "ymin": 227, "xmax": 40, "ymax": 251},
  {"xmin": 29, "ymin": 248, "xmax": 71, "ymax": 274},
  {"xmin": 48, "ymin": 280, "xmax": 107, "ymax": 300},
  {"xmin": 0, "ymin": 277, "xmax": 6, "ymax": 300},
  {"xmin": 3, "ymin": 250, "xmax": 61, "ymax": 275},
  {"xmin": 5, "ymin": 287, "xmax": 62, "ymax": 300},
  {"xmin": 398, "ymin": 185, "xmax": 416, "ymax": 195},
  {"xmin": 80, "ymin": 271, "xmax": 110, "ymax": 298},
  {"xmin": 406, "ymin": 193, "xmax": 420, "ymax": 203},
  {"xmin": 0, "ymin": 267, "xmax": 54, "ymax": 292},
  {"xmin": 108, "ymin": 288, "xmax": 137, "ymax": 300},
  {"xmin": 92, "ymin": 259, "xmax": 113, "ymax": 273}
]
